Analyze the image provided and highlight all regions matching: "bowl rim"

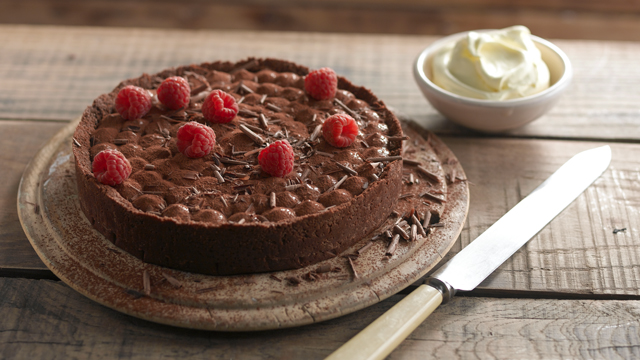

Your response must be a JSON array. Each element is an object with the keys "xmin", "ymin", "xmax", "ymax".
[{"xmin": 413, "ymin": 29, "xmax": 573, "ymax": 108}]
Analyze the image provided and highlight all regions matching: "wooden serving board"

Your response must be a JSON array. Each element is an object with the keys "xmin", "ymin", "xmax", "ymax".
[{"xmin": 17, "ymin": 119, "xmax": 468, "ymax": 331}]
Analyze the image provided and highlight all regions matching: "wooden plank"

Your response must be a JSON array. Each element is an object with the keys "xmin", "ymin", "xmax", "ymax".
[
  {"xmin": 2, "ymin": 0, "xmax": 640, "ymax": 41},
  {"xmin": 1, "ymin": 25, "xmax": 640, "ymax": 140},
  {"xmin": 0, "ymin": 277, "xmax": 639, "ymax": 359},
  {"xmin": 437, "ymin": 137, "xmax": 640, "ymax": 296},
  {"xmin": 0, "ymin": 120, "xmax": 64, "ymax": 272},
  {"xmin": 3, "ymin": 122, "xmax": 640, "ymax": 296}
]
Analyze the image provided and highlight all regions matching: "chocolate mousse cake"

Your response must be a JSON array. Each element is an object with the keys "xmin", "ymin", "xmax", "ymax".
[{"xmin": 72, "ymin": 58, "xmax": 405, "ymax": 275}]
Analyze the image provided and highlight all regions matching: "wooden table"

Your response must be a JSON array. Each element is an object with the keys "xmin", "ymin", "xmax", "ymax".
[{"xmin": 2, "ymin": 25, "xmax": 640, "ymax": 359}]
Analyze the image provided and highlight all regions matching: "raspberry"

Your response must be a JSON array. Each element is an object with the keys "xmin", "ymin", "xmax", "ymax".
[
  {"xmin": 176, "ymin": 122, "xmax": 216, "ymax": 158},
  {"xmin": 258, "ymin": 140, "xmax": 295, "ymax": 178},
  {"xmin": 114, "ymin": 85, "xmax": 152, "ymax": 120},
  {"xmin": 157, "ymin": 76, "xmax": 191, "ymax": 110},
  {"xmin": 92, "ymin": 149, "xmax": 132, "ymax": 186},
  {"xmin": 202, "ymin": 90, "xmax": 238, "ymax": 123},
  {"xmin": 304, "ymin": 67, "xmax": 338, "ymax": 100},
  {"xmin": 322, "ymin": 114, "xmax": 359, "ymax": 148}
]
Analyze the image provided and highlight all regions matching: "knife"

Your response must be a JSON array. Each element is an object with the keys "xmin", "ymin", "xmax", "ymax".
[{"xmin": 326, "ymin": 145, "xmax": 612, "ymax": 360}]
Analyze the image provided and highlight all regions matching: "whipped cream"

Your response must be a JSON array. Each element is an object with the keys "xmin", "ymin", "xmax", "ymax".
[{"xmin": 431, "ymin": 26, "xmax": 550, "ymax": 100}]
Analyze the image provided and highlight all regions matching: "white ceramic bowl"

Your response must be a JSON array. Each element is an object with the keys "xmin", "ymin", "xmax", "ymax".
[{"xmin": 413, "ymin": 31, "xmax": 573, "ymax": 132}]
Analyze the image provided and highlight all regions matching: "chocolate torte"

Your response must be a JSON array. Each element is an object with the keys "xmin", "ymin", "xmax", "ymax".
[{"xmin": 73, "ymin": 58, "xmax": 405, "ymax": 275}]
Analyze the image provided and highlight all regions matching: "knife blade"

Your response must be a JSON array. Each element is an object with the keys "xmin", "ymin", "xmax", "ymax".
[{"xmin": 326, "ymin": 145, "xmax": 611, "ymax": 360}]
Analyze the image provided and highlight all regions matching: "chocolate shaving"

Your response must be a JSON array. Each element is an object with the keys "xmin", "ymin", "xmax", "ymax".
[
  {"xmin": 231, "ymin": 59, "xmax": 258, "ymax": 73},
  {"xmin": 220, "ymin": 158, "xmax": 249, "ymax": 165},
  {"xmin": 285, "ymin": 184, "xmax": 302, "ymax": 191},
  {"xmin": 410, "ymin": 224, "xmax": 418, "ymax": 242},
  {"xmin": 240, "ymin": 122, "xmax": 268, "ymax": 135},
  {"xmin": 243, "ymin": 147, "xmax": 263, "ymax": 157},
  {"xmin": 162, "ymin": 272, "xmax": 183, "ymax": 288},
  {"xmin": 159, "ymin": 115, "xmax": 183, "ymax": 123},
  {"xmin": 361, "ymin": 140, "xmax": 369, "ymax": 148},
  {"xmin": 125, "ymin": 289, "xmax": 144, "ymax": 299},
  {"xmin": 613, "ymin": 228, "xmax": 627, "ymax": 234},
  {"xmin": 326, "ymin": 175, "xmax": 348, "ymax": 193},
  {"xmin": 368, "ymin": 156, "xmax": 402, "ymax": 162},
  {"xmin": 195, "ymin": 286, "xmax": 219, "ymax": 294},
  {"xmin": 270, "ymin": 192, "xmax": 276, "ymax": 208},
  {"xmin": 260, "ymin": 94, "xmax": 268, "ymax": 104},
  {"xmin": 303, "ymin": 272, "xmax": 319, "ymax": 282},
  {"xmin": 403, "ymin": 158, "xmax": 422, "ymax": 166},
  {"xmin": 266, "ymin": 103, "xmax": 282, "ymax": 112},
  {"xmin": 211, "ymin": 154, "xmax": 221, "ymax": 166},
  {"xmin": 334, "ymin": 98, "xmax": 361, "ymax": 120},
  {"xmin": 190, "ymin": 83, "xmax": 209, "ymax": 96},
  {"xmin": 416, "ymin": 165, "xmax": 441, "ymax": 183},
  {"xmin": 301, "ymin": 167, "xmax": 311, "ymax": 181},
  {"xmin": 239, "ymin": 124, "xmax": 265, "ymax": 145},
  {"xmin": 357, "ymin": 241, "xmax": 374, "ymax": 255},
  {"xmin": 286, "ymin": 277, "xmax": 301, "ymax": 286},
  {"xmin": 72, "ymin": 138, "xmax": 81, "ymax": 147},
  {"xmin": 213, "ymin": 170, "xmax": 225, "ymax": 183},
  {"xmin": 190, "ymin": 90, "xmax": 210, "ymax": 103},
  {"xmin": 270, "ymin": 274, "xmax": 282, "ymax": 282},
  {"xmin": 386, "ymin": 135, "xmax": 410, "ymax": 141},
  {"xmin": 238, "ymin": 83, "xmax": 254, "ymax": 94},
  {"xmin": 316, "ymin": 151, "xmax": 335, "ymax": 158},
  {"xmin": 220, "ymin": 195, "xmax": 228, "ymax": 207},
  {"xmin": 113, "ymin": 139, "xmax": 129, "ymax": 145},
  {"xmin": 398, "ymin": 193, "xmax": 413, "ymax": 199},
  {"xmin": 316, "ymin": 264, "xmax": 332, "ymax": 273},
  {"xmin": 421, "ymin": 191, "xmax": 447, "ymax": 203},
  {"xmin": 386, "ymin": 234, "xmax": 400, "ymax": 256},
  {"xmin": 448, "ymin": 169, "xmax": 457, "ymax": 184},
  {"xmin": 422, "ymin": 211, "xmax": 432, "ymax": 229},
  {"xmin": 393, "ymin": 224, "xmax": 409, "ymax": 240},
  {"xmin": 429, "ymin": 223, "xmax": 445, "ymax": 228},
  {"xmin": 335, "ymin": 162, "xmax": 358, "ymax": 176},
  {"xmin": 259, "ymin": 113, "xmax": 269, "ymax": 129},
  {"xmin": 408, "ymin": 173, "xmax": 415, "ymax": 184},
  {"xmin": 124, "ymin": 125, "xmax": 140, "ymax": 132},
  {"xmin": 238, "ymin": 108, "xmax": 259, "ymax": 118},
  {"xmin": 182, "ymin": 172, "xmax": 199, "ymax": 180},
  {"xmin": 127, "ymin": 183, "xmax": 142, "ymax": 193},
  {"xmin": 143, "ymin": 270, "xmax": 151, "ymax": 296},
  {"xmin": 144, "ymin": 164, "xmax": 155, "ymax": 170},
  {"xmin": 309, "ymin": 124, "xmax": 322, "ymax": 142},
  {"xmin": 346, "ymin": 257, "xmax": 359, "ymax": 279},
  {"xmin": 412, "ymin": 214, "xmax": 427, "ymax": 237}
]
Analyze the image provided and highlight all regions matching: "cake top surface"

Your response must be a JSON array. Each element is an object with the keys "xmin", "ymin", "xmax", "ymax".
[{"xmin": 75, "ymin": 58, "xmax": 404, "ymax": 226}]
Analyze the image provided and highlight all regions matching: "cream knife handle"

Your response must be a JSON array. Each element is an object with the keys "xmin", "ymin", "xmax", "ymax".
[{"xmin": 325, "ymin": 284, "xmax": 443, "ymax": 360}]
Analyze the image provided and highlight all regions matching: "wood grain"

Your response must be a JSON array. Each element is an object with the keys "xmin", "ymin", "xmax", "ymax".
[
  {"xmin": 1, "ymin": 25, "xmax": 640, "ymax": 141},
  {"xmin": 439, "ymin": 137, "xmax": 640, "ymax": 296},
  {"xmin": 1, "ymin": 277, "xmax": 638, "ymax": 359},
  {"xmin": 2, "ymin": 0, "xmax": 640, "ymax": 41},
  {"xmin": 0, "ymin": 120, "xmax": 65, "ymax": 272}
]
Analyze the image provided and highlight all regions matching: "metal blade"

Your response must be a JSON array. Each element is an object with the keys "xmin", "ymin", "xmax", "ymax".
[{"xmin": 431, "ymin": 145, "xmax": 611, "ymax": 294}]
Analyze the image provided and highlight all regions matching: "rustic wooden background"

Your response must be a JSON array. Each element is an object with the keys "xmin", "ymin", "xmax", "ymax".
[
  {"xmin": 2, "ymin": 0, "xmax": 640, "ymax": 41},
  {"xmin": 2, "ymin": 24, "xmax": 640, "ymax": 358}
]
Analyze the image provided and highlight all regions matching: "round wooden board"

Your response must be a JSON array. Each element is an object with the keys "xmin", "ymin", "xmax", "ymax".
[{"xmin": 17, "ymin": 118, "xmax": 468, "ymax": 331}]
